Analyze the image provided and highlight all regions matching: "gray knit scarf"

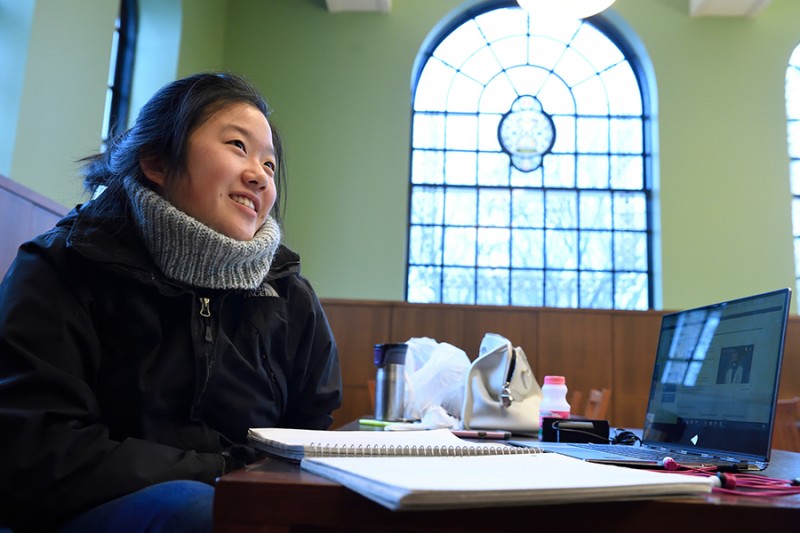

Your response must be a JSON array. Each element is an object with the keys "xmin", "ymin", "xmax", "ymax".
[{"xmin": 124, "ymin": 177, "xmax": 281, "ymax": 291}]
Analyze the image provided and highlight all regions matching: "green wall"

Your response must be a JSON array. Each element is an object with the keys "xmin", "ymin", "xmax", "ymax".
[
  {"xmin": 10, "ymin": 0, "xmax": 118, "ymax": 204},
  {"xmin": 6, "ymin": 0, "xmax": 800, "ymax": 312}
]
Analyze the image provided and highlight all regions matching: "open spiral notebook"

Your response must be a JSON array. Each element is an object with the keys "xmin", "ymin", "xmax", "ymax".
[{"xmin": 247, "ymin": 427, "xmax": 716, "ymax": 511}]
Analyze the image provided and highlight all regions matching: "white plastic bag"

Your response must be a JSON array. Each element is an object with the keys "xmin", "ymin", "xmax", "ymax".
[{"xmin": 401, "ymin": 337, "xmax": 471, "ymax": 425}]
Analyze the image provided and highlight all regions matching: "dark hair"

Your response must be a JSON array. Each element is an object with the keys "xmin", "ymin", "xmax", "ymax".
[{"xmin": 82, "ymin": 72, "xmax": 286, "ymax": 223}]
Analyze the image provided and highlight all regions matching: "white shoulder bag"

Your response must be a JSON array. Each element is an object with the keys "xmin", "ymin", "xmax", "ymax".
[{"xmin": 461, "ymin": 333, "xmax": 543, "ymax": 433}]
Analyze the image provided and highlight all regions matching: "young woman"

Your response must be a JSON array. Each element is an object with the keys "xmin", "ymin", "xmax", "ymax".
[{"xmin": 0, "ymin": 72, "xmax": 342, "ymax": 532}]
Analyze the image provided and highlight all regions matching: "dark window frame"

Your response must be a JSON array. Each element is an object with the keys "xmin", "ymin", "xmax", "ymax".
[{"xmin": 106, "ymin": 0, "xmax": 138, "ymax": 143}]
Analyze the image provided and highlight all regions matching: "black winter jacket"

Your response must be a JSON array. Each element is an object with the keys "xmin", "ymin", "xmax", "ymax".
[{"xmin": 0, "ymin": 192, "xmax": 342, "ymax": 532}]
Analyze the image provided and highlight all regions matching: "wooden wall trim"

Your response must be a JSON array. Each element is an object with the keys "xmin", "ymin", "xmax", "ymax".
[
  {"xmin": 0, "ymin": 174, "xmax": 69, "ymax": 217},
  {"xmin": 0, "ymin": 174, "xmax": 70, "ymax": 279}
]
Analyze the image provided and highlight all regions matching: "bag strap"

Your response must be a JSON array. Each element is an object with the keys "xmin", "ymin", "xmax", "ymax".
[{"xmin": 500, "ymin": 350, "xmax": 517, "ymax": 408}]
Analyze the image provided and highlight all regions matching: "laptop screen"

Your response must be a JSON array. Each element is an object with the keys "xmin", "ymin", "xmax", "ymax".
[{"xmin": 642, "ymin": 288, "xmax": 791, "ymax": 461}]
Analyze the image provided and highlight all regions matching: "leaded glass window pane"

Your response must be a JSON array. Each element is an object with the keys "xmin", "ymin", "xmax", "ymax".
[
  {"xmin": 479, "ymin": 189, "xmax": 511, "ymax": 227},
  {"xmin": 445, "ymin": 115, "xmax": 478, "ymax": 150},
  {"xmin": 580, "ymin": 231, "xmax": 613, "ymax": 270},
  {"xmin": 411, "ymin": 151, "xmax": 444, "ymax": 185},
  {"xmin": 445, "ymin": 151, "xmax": 477, "ymax": 186},
  {"xmin": 443, "ymin": 267, "xmax": 475, "ymax": 303},
  {"xmin": 580, "ymin": 271, "xmax": 614, "ymax": 309},
  {"xmin": 477, "ymin": 152, "xmax": 511, "ymax": 186},
  {"xmin": 512, "ymin": 270, "xmax": 544, "ymax": 306},
  {"xmin": 616, "ymin": 272, "xmax": 648, "ymax": 309},
  {"xmin": 611, "ymin": 156, "xmax": 644, "ymax": 190},
  {"xmin": 443, "ymin": 227, "xmax": 476, "ymax": 266},
  {"xmin": 407, "ymin": 2, "xmax": 652, "ymax": 310},
  {"xmin": 795, "ymin": 238, "xmax": 800, "ymax": 278},
  {"xmin": 409, "ymin": 226, "xmax": 443, "ymax": 265},
  {"xmin": 410, "ymin": 185, "xmax": 444, "ymax": 224},
  {"xmin": 444, "ymin": 188, "xmax": 477, "ymax": 226},
  {"xmin": 512, "ymin": 229, "xmax": 544, "ymax": 268},
  {"xmin": 545, "ymin": 229, "xmax": 578, "ymax": 269},
  {"xmin": 580, "ymin": 192, "xmax": 612, "ymax": 229},
  {"xmin": 412, "ymin": 113, "xmax": 445, "ymax": 149},
  {"xmin": 546, "ymin": 191, "xmax": 578, "ymax": 228},
  {"xmin": 512, "ymin": 189, "xmax": 545, "ymax": 227},
  {"xmin": 577, "ymin": 156, "xmax": 610, "ymax": 189},
  {"xmin": 414, "ymin": 60, "xmax": 455, "ymax": 111},
  {"xmin": 615, "ymin": 231, "xmax": 648, "ymax": 271},
  {"xmin": 792, "ymin": 198, "xmax": 800, "ymax": 237},
  {"xmin": 478, "ymin": 227, "xmax": 511, "ymax": 267},
  {"xmin": 789, "ymin": 120, "xmax": 800, "ymax": 159},
  {"xmin": 477, "ymin": 268, "xmax": 511, "ymax": 305},
  {"xmin": 546, "ymin": 270, "xmax": 579, "ymax": 307},
  {"xmin": 408, "ymin": 266, "xmax": 441, "ymax": 303}
]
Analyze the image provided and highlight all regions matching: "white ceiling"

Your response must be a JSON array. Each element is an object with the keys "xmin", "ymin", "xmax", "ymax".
[{"xmin": 324, "ymin": 0, "xmax": 774, "ymax": 17}]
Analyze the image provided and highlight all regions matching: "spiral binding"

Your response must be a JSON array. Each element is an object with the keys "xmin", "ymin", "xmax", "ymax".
[{"xmin": 307, "ymin": 442, "xmax": 542, "ymax": 457}]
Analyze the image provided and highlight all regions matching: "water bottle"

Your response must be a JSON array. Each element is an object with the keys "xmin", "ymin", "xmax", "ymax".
[
  {"xmin": 373, "ymin": 343, "xmax": 408, "ymax": 421},
  {"xmin": 539, "ymin": 375, "xmax": 570, "ymax": 436}
]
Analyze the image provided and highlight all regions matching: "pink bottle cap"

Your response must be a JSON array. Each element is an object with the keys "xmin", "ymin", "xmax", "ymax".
[{"xmin": 544, "ymin": 375, "xmax": 565, "ymax": 385}]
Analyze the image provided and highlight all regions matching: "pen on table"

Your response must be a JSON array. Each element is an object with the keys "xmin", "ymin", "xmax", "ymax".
[
  {"xmin": 358, "ymin": 418, "xmax": 395, "ymax": 428},
  {"xmin": 451, "ymin": 429, "xmax": 512, "ymax": 440}
]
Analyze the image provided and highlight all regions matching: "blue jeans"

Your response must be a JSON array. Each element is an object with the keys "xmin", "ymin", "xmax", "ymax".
[{"xmin": 56, "ymin": 480, "xmax": 214, "ymax": 533}]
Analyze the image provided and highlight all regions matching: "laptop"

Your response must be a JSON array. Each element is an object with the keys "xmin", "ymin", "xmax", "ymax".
[{"xmin": 518, "ymin": 288, "xmax": 792, "ymax": 471}]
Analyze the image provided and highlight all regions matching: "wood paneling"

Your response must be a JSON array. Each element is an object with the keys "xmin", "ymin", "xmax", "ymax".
[
  {"xmin": 390, "ymin": 304, "xmax": 466, "ymax": 349},
  {"xmin": 538, "ymin": 310, "xmax": 614, "ymax": 420},
  {"xmin": 0, "ymin": 174, "xmax": 68, "ymax": 279},
  {"xmin": 322, "ymin": 301, "xmax": 392, "ymax": 427},
  {"xmin": 462, "ymin": 309, "xmax": 539, "ymax": 370},
  {"xmin": 779, "ymin": 319, "xmax": 800, "ymax": 399},
  {"xmin": 612, "ymin": 311, "xmax": 666, "ymax": 427}
]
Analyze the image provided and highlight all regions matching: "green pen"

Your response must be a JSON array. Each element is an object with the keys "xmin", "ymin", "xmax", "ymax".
[{"xmin": 358, "ymin": 418, "xmax": 395, "ymax": 428}]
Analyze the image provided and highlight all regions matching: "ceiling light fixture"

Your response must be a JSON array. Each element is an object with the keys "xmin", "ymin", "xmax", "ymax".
[{"xmin": 516, "ymin": 0, "xmax": 616, "ymax": 19}]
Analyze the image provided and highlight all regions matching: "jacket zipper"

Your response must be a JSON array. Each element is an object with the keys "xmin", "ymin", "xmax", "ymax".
[
  {"xmin": 199, "ymin": 297, "xmax": 213, "ymax": 342},
  {"xmin": 258, "ymin": 334, "xmax": 279, "ymax": 388},
  {"xmin": 191, "ymin": 296, "xmax": 214, "ymax": 421}
]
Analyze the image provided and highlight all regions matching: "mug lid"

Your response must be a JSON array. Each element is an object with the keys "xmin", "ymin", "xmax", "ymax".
[{"xmin": 374, "ymin": 343, "xmax": 408, "ymax": 367}]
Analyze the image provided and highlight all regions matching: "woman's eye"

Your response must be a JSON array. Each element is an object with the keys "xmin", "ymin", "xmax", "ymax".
[
  {"xmin": 264, "ymin": 161, "xmax": 276, "ymax": 171},
  {"xmin": 230, "ymin": 140, "xmax": 246, "ymax": 151}
]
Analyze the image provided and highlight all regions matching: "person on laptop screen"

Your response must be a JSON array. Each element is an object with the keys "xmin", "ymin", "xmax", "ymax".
[
  {"xmin": 0, "ymin": 72, "xmax": 342, "ymax": 533},
  {"xmin": 717, "ymin": 346, "xmax": 751, "ymax": 384}
]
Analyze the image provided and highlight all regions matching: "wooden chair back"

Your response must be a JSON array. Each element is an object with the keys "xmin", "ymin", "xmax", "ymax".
[
  {"xmin": 772, "ymin": 397, "xmax": 800, "ymax": 452},
  {"xmin": 583, "ymin": 388, "xmax": 612, "ymax": 420}
]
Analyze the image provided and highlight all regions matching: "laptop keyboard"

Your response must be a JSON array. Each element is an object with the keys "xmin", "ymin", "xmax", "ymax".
[
  {"xmin": 571, "ymin": 444, "xmax": 669, "ymax": 460},
  {"xmin": 570, "ymin": 443, "xmax": 735, "ymax": 467}
]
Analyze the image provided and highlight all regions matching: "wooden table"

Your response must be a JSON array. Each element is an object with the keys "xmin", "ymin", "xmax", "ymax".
[{"xmin": 213, "ymin": 449, "xmax": 800, "ymax": 532}]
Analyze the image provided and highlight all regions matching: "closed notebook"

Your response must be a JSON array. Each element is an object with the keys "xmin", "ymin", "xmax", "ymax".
[
  {"xmin": 247, "ymin": 427, "xmax": 715, "ymax": 511},
  {"xmin": 247, "ymin": 427, "xmax": 530, "ymax": 462}
]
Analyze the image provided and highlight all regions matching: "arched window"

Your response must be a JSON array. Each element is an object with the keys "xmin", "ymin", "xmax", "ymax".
[
  {"xmin": 406, "ymin": 1, "xmax": 654, "ymax": 310},
  {"xmin": 788, "ymin": 45, "xmax": 800, "ymax": 295},
  {"xmin": 101, "ymin": 0, "xmax": 137, "ymax": 149}
]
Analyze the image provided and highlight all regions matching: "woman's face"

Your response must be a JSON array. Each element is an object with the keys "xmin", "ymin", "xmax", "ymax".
[{"xmin": 144, "ymin": 102, "xmax": 277, "ymax": 241}]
